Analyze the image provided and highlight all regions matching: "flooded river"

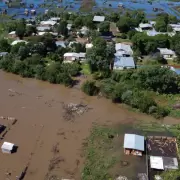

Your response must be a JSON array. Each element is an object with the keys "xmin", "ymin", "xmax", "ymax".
[{"xmin": 0, "ymin": 70, "xmax": 178, "ymax": 180}]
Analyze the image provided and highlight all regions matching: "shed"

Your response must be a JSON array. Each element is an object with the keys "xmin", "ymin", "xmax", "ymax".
[
  {"xmin": 163, "ymin": 157, "xmax": 178, "ymax": 170},
  {"xmin": 1, "ymin": 142, "xmax": 14, "ymax": 153},
  {"xmin": 93, "ymin": 16, "xmax": 105, "ymax": 22},
  {"xmin": 157, "ymin": 48, "xmax": 176, "ymax": 60},
  {"xmin": 150, "ymin": 156, "xmax": 164, "ymax": 170},
  {"xmin": 37, "ymin": 26, "xmax": 51, "ymax": 31},
  {"xmin": 123, "ymin": 134, "xmax": 144, "ymax": 156},
  {"xmin": 55, "ymin": 41, "xmax": 66, "ymax": 48}
]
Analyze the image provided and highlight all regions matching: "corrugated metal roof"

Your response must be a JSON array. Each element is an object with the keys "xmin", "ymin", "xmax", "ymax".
[
  {"xmin": 124, "ymin": 134, "xmax": 144, "ymax": 151},
  {"xmin": 56, "ymin": 41, "xmax": 66, "ymax": 48},
  {"xmin": 115, "ymin": 43, "xmax": 133, "ymax": 55},
  {"xmin": 150, "ymin": 156, "xmax": 164, "ymax": 170},
  {"xmin": 114, "ymin": 57, "xmax": 135, "ymax": 69},
  {"xmin": 93, "ymin": 16, "xmax": 105, "ymax": 22},
  {"xmin": 163, "ymin": 157, "xmax": 178, "ymax": 170},
  {"xmin": 158, "ymin": 48, "xmax": 175, "ymax": 55}
]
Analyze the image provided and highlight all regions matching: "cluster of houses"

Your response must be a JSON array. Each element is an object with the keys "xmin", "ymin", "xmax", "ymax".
[
  {"xmin": 123, "ymin": 133, "xmax": 179, "ymax": 180},
  {"xmin": 2, "ymin": 15, "xmax": 178, "ymax": 70}
]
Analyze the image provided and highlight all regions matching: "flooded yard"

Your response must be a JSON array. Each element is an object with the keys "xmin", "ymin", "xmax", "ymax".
[{"xmin": 0, "ymin": 70, "xmax": 178, "ymax": 179}]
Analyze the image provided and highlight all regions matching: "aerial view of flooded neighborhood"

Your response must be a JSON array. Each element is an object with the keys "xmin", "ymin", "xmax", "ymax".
[{"xmin": 1, "ymin": 0, "xmax": 180, "ymax": 180}]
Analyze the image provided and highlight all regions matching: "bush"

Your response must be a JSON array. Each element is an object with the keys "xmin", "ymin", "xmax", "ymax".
[{"xmin": 81, "ymin": 80, "xmax": 99, "ymax": 96}]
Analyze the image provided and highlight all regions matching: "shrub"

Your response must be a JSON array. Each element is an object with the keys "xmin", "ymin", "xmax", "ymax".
[{"xmin": 81, "ymin": 80, "xmax": 99, "ymax": 96}]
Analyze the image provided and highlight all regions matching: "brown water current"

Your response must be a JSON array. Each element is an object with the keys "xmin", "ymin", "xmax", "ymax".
[{"xmin": 0, "ymin": 70, "xmax": 178, "ymax": 180}]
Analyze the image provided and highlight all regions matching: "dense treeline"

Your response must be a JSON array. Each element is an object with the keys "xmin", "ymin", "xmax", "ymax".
[{"xmin": 82, "ymin": 66, "xmax": 180, "ymax": 118}]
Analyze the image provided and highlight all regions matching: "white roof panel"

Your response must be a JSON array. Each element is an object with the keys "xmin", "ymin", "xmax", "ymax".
[
  {"xmin": 93, "ymin": 16, "xmax": 105, "ymax": 22},
  {"xmin": 150, "ymin": 156, "xmax": 164, "ymax": 170},
  {"xmin": 1, "ymin": 142, "xmax": 14, "ymax": 151}
]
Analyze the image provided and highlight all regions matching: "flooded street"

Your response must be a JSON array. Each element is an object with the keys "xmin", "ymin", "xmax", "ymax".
[{"xmin": 0, "ymin": 70, "xmax": 177, "ymax": 180}]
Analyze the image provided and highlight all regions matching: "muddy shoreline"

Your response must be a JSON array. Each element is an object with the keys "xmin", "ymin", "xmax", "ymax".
[{"xmin": 0, "ymin": 70, "xmax": 178, "ymax": 180}]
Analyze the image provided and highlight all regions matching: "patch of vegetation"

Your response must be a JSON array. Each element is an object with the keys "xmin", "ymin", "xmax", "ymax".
[
  {"xmin": 81, "ymin": 63, "xmax": 91, "ymax": 75},
  {"xmin": 81, "ymin": 80, "xmax": 99, "ymax": 96},
  {"xmin": 82, "ymin": 125, "xmax": 117, "ymax": 180}
]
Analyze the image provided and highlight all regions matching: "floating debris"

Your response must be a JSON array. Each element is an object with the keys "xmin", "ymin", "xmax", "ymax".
[
  {"xmin": 115, "ymin": 176, "xmax": 128, "ymax": 180},
  {"xmin": 61, "ymin": 102, "xmax": 92, "ymax": 121}
]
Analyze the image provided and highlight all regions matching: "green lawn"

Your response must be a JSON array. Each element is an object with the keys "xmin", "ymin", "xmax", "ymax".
[{"xmin": 81, "ymin": 63, "xmax": 91, "ymax": 75}]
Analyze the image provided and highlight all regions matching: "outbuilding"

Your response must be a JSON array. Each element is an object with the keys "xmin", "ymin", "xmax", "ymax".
[
  {"xmin": 123, "ymin": 134, "xmax": 145, "ymax": 156},
  {"xmin": 1, "ymin": 142, "xmax": 15, "ymax": 153}
]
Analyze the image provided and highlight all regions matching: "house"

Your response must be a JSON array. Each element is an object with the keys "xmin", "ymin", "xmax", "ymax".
[
  {"xmin": 146, "ymin": 29, "xmax": 175, "ymax": 37},
  {"xmin": 8, "ymin": 31, "xmax": 16, "ymax": 37},
  {"xmin": 49, "ymin": 17, "xmax": 60, "ymax": 22},
  {"xmin": 115, "ymin": 43, "xmax": 133, "ymax": 56},
  {"xmin": 67, "ymin": 24, "xmax": 73, "ymax": 31},
  {"xmin": 123, "ymin": 134, "xmax": 144, "ymax": 156},
  {"xmin": 37, "ymin": 26, "xmax": 51, "ymax": 32},
  {"xmin": 169, "ymin": 24, "xmax": 180, "ymax": 32},
  {"xmin": 0, "ymin": 52, "xmax": 8, "ymax": 57},
  {"xmin": 11, "ymin": 40, "xmax": 28, "ymax": 46},
  {"xmin": 55, "ymin": 41, "xmax": 66, "ymax": 48},
  {"xmin": 157, "ymin": 48, "xmax": 176, "ymax": 60},
  {"xmin": 147, "ymin": 136, "xmax": 179, "ymax": 179},
  {"xmin": 40, "ymin": 20, "xmax": 56, "ymax": 26},
  {"xmin": 63, "ymin": 52, "xmax": 86, "ymax": 63},
  {"xmin": 135, "ymin": 23, "xmax": 153, "ymax": 32},
  {"xmin": 86, "ymin": 43, "xmax": 93, "ymax": 49},
  {"xmin": 1, "ymin": 142, "xmax": 15, "ymax": 153},
  {"xmin": 93, "ymin": 16, "xmax": 105, "ymax": 22},
  {"xmin": 79, "ymin": 26, "xmax": 89, "ymax": 35}
]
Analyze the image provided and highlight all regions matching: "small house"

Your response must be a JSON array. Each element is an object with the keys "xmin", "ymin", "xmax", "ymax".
[
  {"xmin": 40, "ymin": 20, "xmax": 56, "ymax": 26},
  {"xmin": 55, "ymin": 41, "xmax": 66, "ymax": 48},
  {"xmin": 135, "ymin": 23, "xmax": 153, "ymax": 32},
  {"xmin": 123, "ymin": 134, "xmax": 144, "ymax": 156},
  {"xmin": 157, "ymin": 48, "xmax": 176, "ymax": 60},
  {"xmin": 63, "ymin": 52, "xmax": 86, "ymax": 63},
  {"xmin": 115, "ymin": 43, "xmax": 133, "ymax": 56},
  {"xmin": 1, "ymin": 142, "xmax": 15, "ymax": 153},
  {"xmin": 0, "ymin": 52, "xmax": 8, "ymax": 57},
  {"xmin": 93, "ymin": 16, "xmax": 105, "ymax": 22},
  {"xmin": 8, "ymin": 31, "xmax": 16, "ymax": 38},
  {"xmin": 49, "ymin": 17, "xmax": 60, "ymax": 22},
  {"xmin": 85, "ymin": 43, "xmax": 93, "ymax": 49},
  {"xmin": 67, "ymin": 24, "xmax": 73, "ymax": 31},
  {"xmin": 11, "ymin": 40, "xmax": 28, "ymax": 46},
  {"xmin": 37, "ymin": 26, "xmax": 51, "ymax": 32}
]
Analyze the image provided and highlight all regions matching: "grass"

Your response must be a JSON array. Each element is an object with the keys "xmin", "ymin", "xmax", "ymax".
[
  {"xmin": 81, "ymin": 63, "xmax": 91, "ymax": 75},
  {"xmin": 82, "ymin": 125, "xmax": 118, "ymax": 180},
  {"xmin": 115, "ymin": 37, "xmax": 132, "ymax": 43}
]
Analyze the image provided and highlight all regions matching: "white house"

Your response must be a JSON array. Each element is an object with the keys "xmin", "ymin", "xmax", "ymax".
[
  {"xmin": 49, "ymin": 17, "xmax": 60, "ymax": 22},
  {"xmin": 93, "ymin": 16, "xmax": 105, "ymax": 22},
  {"xmin": 8, "ymin": 31, "xmax": 16, "ymax": 37},
  {"xmin": 63, "ymin": 52, "xmax": 86, "ymax": 63},
  {"xmin": 11, "ymin": 40, "xmax": 28, "ymax": 46},
  {"xmin": 37, "ymin": 26, "xmax": 51, "ymax": 32},
  {"xmin": 67, "ymin": 24, "xmax": 73, "ymax": 31},
  {"xmin": 79, "ymin": 26, "xmax": 89, "ymax": 35},
  {"xmin": 157, "ymin": 48, "xmax": 176, "ymax": 60},
  {"xmin": 115, "ymin": 43, "xmax": 133, "ymax": 56},
  {"xmin": 135, "ymin": 23, "xmax": 153, "ymax": 32},
  {"xmin": 40, "ymin": 20, "xmax": 56, "ymax": 26},
  {"xmin": 85, "ymin": 43, "xmax": 93, "ymax": 49},
  {"xmin": 1, "ymin": 142, "xmax": 15, "ymax": 153}
]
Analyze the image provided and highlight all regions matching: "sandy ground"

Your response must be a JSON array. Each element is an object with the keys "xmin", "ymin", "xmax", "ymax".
[{"xmin": 0, "ymin": 71, "xmax": 178, "ymax": 180}]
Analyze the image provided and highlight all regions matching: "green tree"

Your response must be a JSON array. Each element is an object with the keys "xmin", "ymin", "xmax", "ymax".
[
  {"xmin": 26, "ymin": 25, "xmax": 37, "ymax": 36},
  {"xmin": 81, "ymin": 80, "xmax": 99, "ymax": 96},
  {"xmin": 98, "ymin": 22, "xmax": 110, "ymax": 34},
  {"xmin": 0, "ymin": 39, "xmax": 11, "ymax": 52},
  {"xmin": 57, "ymin": 21, "xmax": 68, "ymax": 37},
  {"xmin": 16, "ymin": 24, "xmax": 26, "ymax": 39},
  {"xmin": 74, "ymin": 17, "xmax": 83, "ymax": 28},
  {"xmin": 18, "ymin": 46, "xmax": 29, "ymax": 60},
  {"xmin": 116, "ymin": 16, "xmax": 131, "ymax": 33},
  {"xmin": 155, "ymin": 19, "xmax": 167, "ymax": 32}
]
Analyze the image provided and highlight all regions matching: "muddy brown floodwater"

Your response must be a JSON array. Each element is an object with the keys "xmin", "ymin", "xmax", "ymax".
[{"xmin": 0, "ymin": 70, "xmax": 178, "ymax": 180}]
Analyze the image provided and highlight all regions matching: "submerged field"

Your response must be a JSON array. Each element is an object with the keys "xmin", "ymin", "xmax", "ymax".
[{"xmin": 0, "ymin": 70, "xmax": 178, "ymax": 179}]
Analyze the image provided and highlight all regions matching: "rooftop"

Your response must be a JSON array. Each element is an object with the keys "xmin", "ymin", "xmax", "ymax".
[
  {"xmin": 1, "ymin": 142, "xmax": 14, "ymax": 151},
  {"xmin": 147, "ymin": 136, "xmax": 178, "ymax": 157},
  {"xmin": 40, "ymin": 20, "xmax": 56, "ymax": 26},
  {"xmin": 115, "ymin": 43, "xmax": 133, "ymax": 55},
  {"xmin": 11, "ymin": 40, "xmax": 28, "ymax": 46},
  {"xmin": 139, "ymin": 23, "xmax": 153, "ymax": 28},
  {"xmin": 123, "ymin": 134, "xmax": 144, "ymax": 151},
  {"xmin": 150, "ymin": 156, "xmax": 164, "ymax": 170},
  {"xmin": 93, "ymin": 16, "xmax": 105, "ymax": 22},
  {"xmin": 157, "ymin": 48, "xmax": 175, "ymax": 55}
]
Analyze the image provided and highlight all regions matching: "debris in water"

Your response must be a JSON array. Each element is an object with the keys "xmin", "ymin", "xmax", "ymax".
[
  {"xmin": 61, "ymin": 102, "xmax": 92, "ymax": 121},
  {"xmin": 115, "ymin": 176, "xmax": 128, "ymax": 180}
]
